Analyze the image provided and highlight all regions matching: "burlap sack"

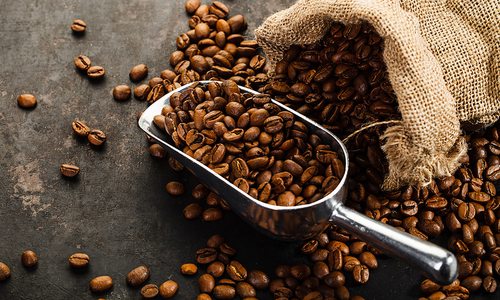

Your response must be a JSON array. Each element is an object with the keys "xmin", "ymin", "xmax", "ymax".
[{"xmin": 255, "ymin": 0, "xmax": 500, "ymax": 190}]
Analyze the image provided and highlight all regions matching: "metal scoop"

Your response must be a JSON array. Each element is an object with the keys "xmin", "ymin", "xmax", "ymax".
[{"xmin": 138, "ymin": 81, "xmax": 457, "ymax": 284}]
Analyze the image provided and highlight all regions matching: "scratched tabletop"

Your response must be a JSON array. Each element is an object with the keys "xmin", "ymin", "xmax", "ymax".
[{"xmin": 0, "ymin": 1, "xmax": 496, "ymax": 299}]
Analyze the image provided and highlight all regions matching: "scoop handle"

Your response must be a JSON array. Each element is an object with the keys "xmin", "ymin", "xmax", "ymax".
[{"xmin": 331, "ymin": 204, "xmax": 457, "ymax": 284}]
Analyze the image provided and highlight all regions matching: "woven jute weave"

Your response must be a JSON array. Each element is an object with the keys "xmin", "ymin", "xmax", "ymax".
[{"xmin": 255, "ymin": 0, "xmax": 499, "ymax": 190}]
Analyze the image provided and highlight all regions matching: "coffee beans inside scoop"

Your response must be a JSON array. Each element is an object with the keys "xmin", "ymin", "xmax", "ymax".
[{"xmin": 155, "ymin": 80, "xmax": 344, "ymax": 206}]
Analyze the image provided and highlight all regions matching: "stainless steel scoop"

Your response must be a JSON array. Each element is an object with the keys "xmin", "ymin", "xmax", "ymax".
[{"xmin": 138, "ymin": 81, "xmax": 457, "ymax": 284}]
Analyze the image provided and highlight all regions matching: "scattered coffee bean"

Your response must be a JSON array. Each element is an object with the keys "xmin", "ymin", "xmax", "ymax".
[
  {"xmin": 166, "ymin": 181, "xmax": 185, "ymax": 196},
  {"xmin": 141, "ymin": 284, "xmax": 160, "ymax": 298},
  {"xmin": 0, "ymin": 262, "xmax": 11, "ymax": 281},
  {"xmin": 199, "ymin": 273, "xmax": 216, "ymax": 293},
  {"xmin": 149, "ymin": 143, "xmax": 166, "ymax": 158},
  {"xmin": 159, "ymin": 280, "xmax": 178, "ymax": 298},
  {"xmin": 60, "ymin": 164, "xmax": 80, "ymax": 177},
  {"xmin": 88, "ymin": 129, "xmax": 107, "ymax": 146},
  {"xmin": 181, "ymin": 263, "xmax": 198, "ymax": 275},
  {"xmin": 89, "ymin": 275, "xmax": 113, "ymax": 293},
  {"xmin": 112, "ymin": 85, "xmax": 131, "ymax": 101},
  {"xmin": 126, "ymin": 265, "xmax": 150, "ymax": 287},
  {"xmin": 87, "ymin": 66, "xmax": 105, "ymax": 79},
  {"xmin": 74, "ymin": 55, "xmax": 91, "ymax": 71},
  {"xmin": 21, "ymin": 250, "xmax": 38, "ymax": 268},
  {"xmin": 134, "ymin": 84, "xmax": 151, "ymax": 101},
  {"xmin": 71, "ymin": 19, "xmax": 87, "ymax": 33},
  {"xmin": 185, "ymin": 0, "xmax": 201, "ymax": 14},
  {"xmin": 17, "ymin": 93, "xmax": 37, "ymax": 109},
  {"xmin": 72, "ymin": 120, "xmax": 90, "ymax": 137},
  {"xmin": 129, "ymin": 64, "xmax": 148, "ymax": 82},
  {"xmin": 68, "ymin": 253, "xmax": 90, "ymax": 268}
]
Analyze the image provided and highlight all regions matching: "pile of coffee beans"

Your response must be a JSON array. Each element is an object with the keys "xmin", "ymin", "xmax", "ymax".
[
  {"xmin": 264, "ymin": 22, "xmax": 400, "ymax": 137},
  {"xmin": 155, "ymin": 80, "xmax": 344, "ymax": 206},
  {"xmin": 131, "ymin": 0, "xmax": 270, "ymax": 108}
]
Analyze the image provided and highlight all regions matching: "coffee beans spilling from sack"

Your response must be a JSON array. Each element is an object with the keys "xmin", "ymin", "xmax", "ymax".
[
  {"xmin": 263, "ymin": 22, "xmax": 400, "ymax": 138},
  {"xmin": 155, "ymin": 80, "xmax": 344, "ymax": 206}
]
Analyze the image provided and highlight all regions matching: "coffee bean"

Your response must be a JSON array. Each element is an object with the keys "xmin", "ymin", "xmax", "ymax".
[
  {"xmin": 68, "ymin": 253, "xmax": 90, "ymax": 268},
  {"xmin": 0, "ymin": 262, "xmax": 11, "ymax": 281},
  {"xmin": 184, "ymin": 203, "xmax": 203, "ymax": 219},
  {"xmin": 209, "ymin": 1, "xmax": 229, "ymax": 18},
  {"xmin": 72, "ymin": 120, "xmax": 90, "ymax": 137},
  {"xmin": 129, "ymin": 64, "xmax": 148, "ymax": 82},
  {"xmin": 21, "ymin": 250, "xmax": 38, "ymax": 268},
  {"xmin": 89, "ymin": 275, "xmax": 113, "ymax": 293},
  {"xmin": 60, "ymin": 164, "xmax": 80, "ymax": 177},
  {"xmin": 166, "ymin": 181, "xmax": 185, "ymax": 196},
  {"xmin": 74, "ymin": 55, "xmax": 91, "ymax": 71},
  {"xmin": 457, "ymin": 202, "xmax": 476, "ymax": 222},
  {"xmin": 141, "ymin": 284, "xmax": 159, "ymax": 299},
  {"xmin": 113, "ymin": 84, "xmax": 131, "ymax": 101},
  {"xmin": 133, "ymin": 84, "xmax": 151, "ymax": 101},
  {"xmin": 17, "ymin": 93, "xmax": 37, "ymax": 109},
  {"xmin": 87, "ymin": 66, "xmax": 105, "ymax": 79},
  {"xmin": 71, "ymin": 19, "xmax": 86, "ymax": 33},
  {"xmin": 483, "ymin": 275, "xmax": 497, "ymax": 293},
  {"xmin": 197, "ymin": 293, "xmax": 213, "ymax": 300},
  {"xmin": 226, "ymin": 260, "xmax": 247, "ymax": 281},
  {"xmin": 181, "ymin": 263, "xmax": 198, "ymax": 275},
  {"xmin": 359, "ymin": 252, "xmax": 378, "ymax": 269},
  {"xmin": 202, "ymin": 208, "xmax": 223, "ymax": 221},
  {"xmin": 196, "ymin": 248, "xmax": 217, "ymax": 264},
  {"xmin": 323, "ymin": 271, "xmax": 345, "ymax": 288},
  {"xmin": 461, "ymin": 275, "xmax": 482, "ymax": 292},
  {"xmin": 127, "ymin": 265, "xmax": 150, "ymax": 287},
  {"xmin": 352, "ymin": 264, "xmax": 369, "ymax": 284},
  {"xmin": 159, "ymin": 280, "xmax": 178, "ymax": 298},
  {"xmin": 213, "ymin": 284, "xmax": 236, "ymax": 299},
  {"xmin": 185, "ymin": 0, "xmax": 201, "ymax": 14},
  {"xmin": 149, "ymin": 144, "xmax": 166, "ymax": 158},
  {"xmin": 88, "ymin": 129, "xmax": 107, "ymax": 146},
  {"xmin": 199, "ymin": 273, "xmax": 216, "ymax": 293}
]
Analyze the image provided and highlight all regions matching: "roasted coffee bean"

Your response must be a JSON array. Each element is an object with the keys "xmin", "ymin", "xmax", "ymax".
[
  {"xmin": 0, "ymin": 262, "xmax": 10, "ymax": 281},
  {"xmin": 113, "ymin": 84, "xmax": 131, "ymax": 101},
  {"xmin": 74, "ymin": 55, "xmax": 91, "ymax": 71},
  {"xmin": 21, "ymin": 250, "xmax": 38, "ymax": 268},
  {"xmin": 323, "ymin": 271, "xmax": 345, "ymax": 288},
  {"xmin": 71, "ymin": 19, "xmax": 86, "ymax": 33},
  {"xmin": 68, "ymin": 253, "xmax": 90, "ymax": 268},
  {"xmin": 202, "ymin": 207, "xmax": 223, "ymax": 221},
  {"xmin": 197, "ymin": 293, "xmax": 213, "ymax": 300},
  {"xmin": 72, "ymin": 120, "xmax": 90, "ymax": 137},
  {"xmin": 184, "ymin": 203, "xmax": 203, "ymax": 219},
  {"xmin": 181, "ymin": 263, "xmax": 198, "ymax": 275},
  {"xmin": 227, "ymin": 260, "xmax": 247, "ymax": 281},
  {"xmin": 185, "ymin": 0, "xmax": 201, "ymax": 14},
  {"xmin": 196, "ymin": 248, "xmax": 217, "ymax": 264},
  {"xmin": 126, "ymin": 265, "xmax": 150, "ymax": 287},
  {"xmin": 60, "ymin": 163, "xmax": 80, "ymax": 177},
  {"xmin": 213, "ymin": 284, "xmax": 236, "ymax": 299},
  {"xmin": 352, "ymin": 264, "xmax": 369, "ymax": 284},
  {"xmin": 359, "ymin": 251, "xmax": 378, "ymax": 269},
  {"xmin": 457, "ymin": 202, "xmax": 476, "ymax": 222},
  {"xmin": 149, "ymin": 143, "xmax": 166, "ymax": 158},
  {"xmin": 199, "ymin": 273, "xmax": 216, "ymax": 293},
  {"xmin": 17, "ymin": 93, "xmax": 37, "ymax": 109},
  {"xmin": 129, "ymin": 64, "xmax": 148, "ymax": 82},
  {"xmin": 247, "ymin": 270, "xmax": 269, "ymax": 289},
  {"xmin": 141, "ymin": 284, "xmax": 159, "ymax": 299},
  {"xmin": 88, "ymin": 129, "xmax": 107, "ymax": 146},
  {"xmin": 483, "ymin": 276, "xmax": 497, "ymax": 293},
  {"xmin": 134, "ymin": 84, "xmax": 151, "ymax": 101},
  {"xmin": 89, "ymin": 275, "xmax": 113, "ymax": 293},
  {"xmin": 159, "ymin": 280, "xmax": 179, "ymax": 298},
  {"xmin": 87, "ymin": 66, "xmax": 105, "ymax": 79},
  {"xmin": 166, "ymin": 181, "xmax": 185, "ymax": 196},
  {"xmin": 461, "ymin": 275, "xmax": 482, "ymax": 292}
]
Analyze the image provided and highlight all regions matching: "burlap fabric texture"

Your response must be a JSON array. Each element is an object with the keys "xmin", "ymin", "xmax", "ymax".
[{"xmin": 255, "ymin": 0, "xmax": 500, "ymax": 190}]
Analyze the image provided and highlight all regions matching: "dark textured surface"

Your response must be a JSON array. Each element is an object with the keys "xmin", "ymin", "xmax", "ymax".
[{"xmin": 0, "ymin": 1, "xmax": 495, "ymax": 300}]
